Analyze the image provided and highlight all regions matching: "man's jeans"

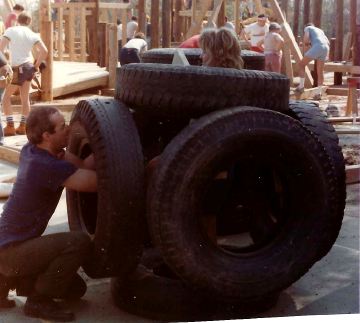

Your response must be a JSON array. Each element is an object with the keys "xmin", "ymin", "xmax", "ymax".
[
  {"xmin": 0, "ymin": 88, "xmax": 4, "ymax": 145},
  {"xmin": 0, "ymin": 232, "xmax": 91, "ymax": 299},
  {"xmin": 119, "ymin": 48, "xmax": 141, "ymax": 66}
]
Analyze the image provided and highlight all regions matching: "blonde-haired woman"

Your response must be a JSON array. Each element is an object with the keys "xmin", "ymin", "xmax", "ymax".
[{"xmin": 198, "ymin": 27, "xmax": 243, "ymax": 69}]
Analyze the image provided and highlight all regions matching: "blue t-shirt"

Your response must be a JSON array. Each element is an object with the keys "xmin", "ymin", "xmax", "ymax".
[
  {"xmin": 0, "ymin": 143, "xmax": 77, "ymax": 249},
  {"xmin": 304, "ymin": 26, "xmax": 329, "ymax": 46}
]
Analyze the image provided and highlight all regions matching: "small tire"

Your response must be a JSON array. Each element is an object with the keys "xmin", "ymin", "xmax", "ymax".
[
  {"xmin": 111, "ymin": 248, "xmax": 278, "ymax": 321},
  {"xmin": 115, "ymin": 64, "xmax": 290, "ymax": 118},
  {"xmin": 66, "ymin": 99, "xmax": 146, "ymax": 278},
  {"xmin": 141, "ymin": 48, "xmax": 265, "ymax": 70},
  {"xmin": 147, "ymin": 107, "xmax": 338, "ymax": 301}
]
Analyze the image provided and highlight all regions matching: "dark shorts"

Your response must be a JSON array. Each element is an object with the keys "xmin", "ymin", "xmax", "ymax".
[{"xmin": 12, "ymin": 63, "xmax": 35, "ymax": 86}]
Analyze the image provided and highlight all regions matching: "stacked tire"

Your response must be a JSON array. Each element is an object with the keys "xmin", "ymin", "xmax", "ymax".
[
  {"xmin": 67, "ymin": 64, "xmax": 346, "ymax": 321},
  {"xmin": 141, "ymin": 48, "xmax": 266, "ymax": 71}
]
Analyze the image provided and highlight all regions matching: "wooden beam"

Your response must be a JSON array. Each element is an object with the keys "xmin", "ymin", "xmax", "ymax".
[
  {"xmin": 343, "ymin": 32, "xmax": 353, "ymax": 62},
  {"xmin": 80, "ymin": 7, "xmax": 87, "ymax": 62},
  {"xmin": 303, "ymin": 0, "xmax": 310, "ymax": 27},
  {"xmin": 101, "ymin": 8, "xmax": 108, "ymax": 22},
  {"xmin": 282, "ymin": 43, "xmax": 293, "ymax": 86},
  {"xmin": 138, "ymin": 0, "xmax": 146, "ymax": 33},
  {"xmin": 206, "ymin": 0, "xmax": 224, "ymax": 28},
  {"xmin": 121, "ymin": 9, "xmax": 128, "ymax": 48},
  {"xmin": 151, "ymin": 0, "xmax": 160, "ymax": 48},
  {"xmin": 353, "ymin": 25, "xmax": 360, "ymax": 76},
  {"xmin": 346, "ymin": 165, "xmax": 360, "ymax": 184},
  {"xmin": 40, "ymin": 0, "xmax": 51, "ymax": 22},
  {"xmin": 292, "ymin": 61, "xmax": 360, "ymax": 74},
  {"xmin": 334, "ymin": 0, "xmax": 344, "ymax": 85},
  {"xmin": 4, "ymin": 0, "xmax": 13, "ymax": 12},
  {"xmin": 52, "ymin": 2, "xmax": 96, "ymax": 9},
  {"xmin": 290, "ymin": 86, "xmax": 327, "ymax": 100},
  {"xmin": 108, "ymin": 24, "xmax": 117, "ymax": 88},
  {"xmin": 186, "ymin": 0, "xmax": 213, "ymax": 39},
  {"xmin": 40, "ymin": 21, "xmax": 53, "ymax": 102},
  {"xmin": 281, "ymin": 0, "xmax": 289, "ymax": 20},
  {"xmin": 292, "ymin": 0, "xmax": 300, "ymax": 38},
  {"xmin": 235, "ymin": 0, "xmax": 240, "ymax": 35},
  {"xmin": 218, "ymin": 1, "xmax": 226, "ymax": 28},
  {"xmin": 93, "ymin": 0, "xmax": 100, "ymax": 64},
  {"xmin": 98, "ymin": 3, "xmax": 137, "ymax": 10},
  {"xmin": 192, "ymin": 0, "xmax": 197, "ymax": 23},
  {"xmin": 312, "ymin": 0, "xmax": 323, "ymax": 28},
  {"xmin": 58, "ymin": 7, "xmax": 64, "ymax": 61},
  {"xmin": 253, "ymin": 0, "xmax": 264, "ymax": 14},
  {"xmin": 0, "ymin": 146, "xmax": 20, "ymax": 165},
  {"xmin": 162, "ymin": 0, "xmax": 171, "ymax": 48},
  {"xmin": 174, "ymin": 0, "xmax": 184, "ymax": 42},
  {"xmin": 69, "ymin": 6, "xmax": 75, "ymax": 61},
  {"xmin": 329, "ymin": 116, "xmax": 360, "ymax": 123},
  {"xmin": 335, "ymin": 128, "xmax": 360, "ymax": 134},
  {"xmin": 112, "ymin": 9, "xmax": 117, "ymax": 25},
  {"xmin": 327, "ymin": 87, "xmax": 360, "ymax": 96}
]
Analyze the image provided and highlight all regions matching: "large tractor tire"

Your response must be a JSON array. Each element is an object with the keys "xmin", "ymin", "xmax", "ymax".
[
  {"xmin": 66, "ymin": 99, "xmax": 146, "ymax": 278},
  {"xmin": 115, "ymin": 64, "xmax": 290, "ymax": 118},
  {"xmin": 147, "ymin": 107, "xmax": 338, "ymax": 301}
]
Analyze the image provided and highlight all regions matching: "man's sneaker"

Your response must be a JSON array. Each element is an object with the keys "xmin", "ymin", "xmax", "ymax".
[
  {"xmin": 0, "ymin": 274, "xmax": 16, "ymax": 309},
  {"xmin": 15, "ymin": 123, "xmax": 26, "ymax": 135},
  {"xmin": 4, "ymin": 123, "xmax": 15, "ymax": 136},
  {"xmin": 293, "ymin": 86, "xmax": 305, "ymax": 93},
  {"xmin": 313, "ymin": 94, "xmax": 322, "ymax": 100},
  {"xmin": 24, "ymin": 292, "xmax": 75, "ymax": 322}
]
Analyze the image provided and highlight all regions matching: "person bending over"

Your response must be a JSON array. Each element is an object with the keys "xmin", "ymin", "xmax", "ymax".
[
  {"xmin": 294, "ymin": 23, "xmax": 330, "ymax": 100},
  {"xmin": 199, "ymin": 27, "xmax": 243, "ymax": 69},
  {"xmin": 0, "ymin": 106, "xmax": 97, "ymax": 322},
  {"xmin": 119, "ymin": 32, "xmax": 147, "ymax": 66}
]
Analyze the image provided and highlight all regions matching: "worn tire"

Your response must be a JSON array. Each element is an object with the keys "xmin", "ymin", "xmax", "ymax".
[
  {"xmin": 115, "ymin": 64, "xmax": 289, "ymax": 118},
  {"xmin": 66, "ymin": 99, "xmax": 146, "ymax": 279},
  {"xmin": 141, "ymin": 48, "xmax": 265, "ymax": 70},
  {"xmin": 147, "ymin": 107, "xmax": 338, "ymax": 301},
  {"xmin": 286, "ymin": 100, "xmax": 346, "ymax": 258},
  {"xmin": 111, "ymin": 248, "xmax": 278, "ymax": 321}
]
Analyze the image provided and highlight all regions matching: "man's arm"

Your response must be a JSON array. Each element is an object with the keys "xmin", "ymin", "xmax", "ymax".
[
  {"xmin": 61, "ymin": 151, "xmax": 95, "ymax": 170},
  {"xmin": 34, "ymin": 41, "xmax": 48, "ymax": 71},
  {"xmin": 0, "ymin": 37, "xmax": 9, "ymax": 55},
  {"xmin": 256, "ymin": 39, "xmax": 264, "ymax": 52},
  {"xmin": 61, "ymin": 169, "xmax": 97, "ymax": 192},
  {"xmin": 240, "ymin": 29, "xmax": 251, "ymax": 46}
]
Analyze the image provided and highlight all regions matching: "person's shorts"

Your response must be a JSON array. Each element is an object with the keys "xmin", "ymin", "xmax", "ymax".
[
  {"xmin": 11, "ymin": 63, "xmax": 35, "ymax": 86},
  {"xmin": 305, "ymin": 43, "xmax": 329, "ymax": 61}
]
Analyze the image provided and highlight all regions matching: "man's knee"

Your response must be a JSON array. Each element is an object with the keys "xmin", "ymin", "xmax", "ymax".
[{"xmin": 65, "ymin": 232, "xmax": 92, "ymax": 258}]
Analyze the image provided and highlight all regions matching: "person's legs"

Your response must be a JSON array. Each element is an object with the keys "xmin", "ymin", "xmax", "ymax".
[
  {"xmin": 2, "ymin": 84, "xmax": 18, "ymax": 136},
  {"xmin": 313, "ymin": 59, "xmax": 326, "ymax": 100},
  {"xmin": 294, "ymin": 56, "xmax": 313, "ymax": 92},
  {"xmin": 271, "ymin": 54, "xmax": 282, "ymax": 73},
  {"xmin": 16, "ymin": 80, "xmax": 32, "ymax": 135},
  {"xmin": 0, "ymin": 88, "xmax": 5, "ymax": 145}
]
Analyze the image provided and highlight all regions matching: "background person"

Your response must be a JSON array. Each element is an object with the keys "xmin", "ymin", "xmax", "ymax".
[
  {"xmin": 126, "ymin": 16, "xmax": 138, "ymax": 42},
  {"xmin": 146, "ymin": 15, "xmax": 151, "ymax": 48},
  {"xmin": 240, "ymin": 14, "xmax": 269, "ymax": 53},
  {"xmin": 199, "ymin": 27, "xmax": 243, "ymax": 69},
  {"xmin": 117, "ymin": 18, "xmax": 123, "ymax": 61},
  {"xmin": 5, "ymin": 4, "xmax": 24, "ymax": 30},
  {"xmin": 0, "ymin": 106, "xmax": 97, "ymax": 321},
  {"xmin": 0, "ymin": 12, "xmax": 48, "ymax": 136},
  {"xmin": 224, "ymin": 16, "xmax": 235, "ymax": 30},
  {"xmin": 119, "ymin": 32, "xmax": 147, "ymax": 66},
  {"xmin": 294, "ymin": 23, "xmax": 330, "ymax": 100},
  {"xmin": 257, "ymin": 22, "xmax": 284, "ymax": 73}
]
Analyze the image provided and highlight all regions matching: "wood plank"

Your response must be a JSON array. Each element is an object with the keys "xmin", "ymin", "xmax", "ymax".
[
  {"xmin": 329, "ymin": 116, "xmax": 360, "ymax": 123},
  {"xmin": 343, "ymin": 32, "xmax": 353, "ymax": 62},
  {"xmin": 162, "ymin": 0, "xmax": 172, "ymax": 48},
  {"xmin": 52, "ymin": 3, "xmax": 96, "ymax": 9},
  {"xmin": 192, "ymin": 0, "xmax": 197, "ymax": 23},
  {"xmin": 290, "ymin": 86, "xmax": 328, "ymax": 100},
  {"xmin": 69, "ymin": 7, "xmax": 75, "ymax": 61},
  {"xmin": 235, "ymin": 0, "xmax": 240, "ymax": 35},
  {"xmin": 121, "ymin": 9, "xmax": 128, "ymax": 48},
  {"xmin": 98, "ymin": 3, "xmax": 137, "ymax": 10},
  {"xmin": 179, "ymin": 10, "xmax": 212, "ymax": 17},
  {"xmin": 40, "ymin": 21, "xmax": 54, "ymax": 102},
  {"xmin": 292, "ymin": 61, "xmax": 359, "ymax": 74},
  {"xmin": 58, "ymin": 7, "xmax": 64, "ymax": 61},
  {"xmin": 4, "ymin": 0, "xmax": 13, "ymax": 12},
  {"xmin": 108, "ymin": 25, "xmax": 117, "ymax": 88},
  {"xmin": 112, "ymin": 9, "xmax": 117, "ymax": 25},
  {"xmin": 253, "ymin": 0, "xmax": 264, "ymax": 14},
  {"xmin": 327, "ymin": 87, "xmax": 360, "ymax": 96},
  {"xmin": 80, "ymin": 7, "xmax": 87, "ymax": 62},
  {"xmin": 11, "ymin": 103, "xmax": 77, "ymax": 113},
  {"xmin": 151, "ymin": 0, "xmax": 160, "ymax": 48},
  {"xmin": 206, "ymin": 0, "xmax": 224, "ymax": 27},
  {"xmin": 346, "ymin": 165, "xmax": 360, "ymax": 184},
  {"xmin": 334, "ymin": 127, "xmax": 360, "ymax": 134},
  {"xmin": 186, "ymin": 0, "xmax": 213, "ymax": 39},
  {"xmin": 283, "ymin": 43, "xmax": 293, "ymax": 86},
  {"xmin": 0, "ymin": 146, "xmax": 20, "ymax": 165}
]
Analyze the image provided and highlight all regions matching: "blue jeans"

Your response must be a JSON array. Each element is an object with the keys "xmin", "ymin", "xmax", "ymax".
[
  {"xmin": 0, "ymin": 88, "xmax": 4, "ymax": 145},
  {"xmin": 119, "ymin": 48, "xmax": 141, "ymax": 66}
]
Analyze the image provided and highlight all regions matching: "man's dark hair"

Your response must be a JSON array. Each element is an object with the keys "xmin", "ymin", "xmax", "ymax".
[
  {"xmin": 132, "ymin": 16, "xmax": 138, "ymax": 21},
  {"xmin": 117, "ymin": 18, "xmax": 121, "ymax": 25},
  {"xmin": 13, "ymin": 4, "xmax": 24, "ymax": 11},
  {"xmin": 18, "ymin": 12, "xmax": 31, "ymax": 25},
  {"xmin": 26, "ymin": 107, "xmax": 59, "ymax": 145},
  {"xmin": 257, "ymin": 14, "xmax": 266, "ymax": 18},
  {"xmin": 306, "ymin": 23, "xmax": 314, "ymax": 27}
]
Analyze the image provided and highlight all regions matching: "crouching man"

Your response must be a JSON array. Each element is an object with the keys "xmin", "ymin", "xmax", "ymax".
[{"xmin": 0, "ymin": 106, "xmax": 97, "ymax": 322}]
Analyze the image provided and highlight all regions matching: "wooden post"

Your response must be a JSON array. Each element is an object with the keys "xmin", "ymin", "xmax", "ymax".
[
  {"xmin": 354, "ymin": 25, "xmax": 360, "ymax": 77},
  {"xmin": 186, "ymin": 0, "xmax": 213, "ymax": 39},
  {"xmin": 218, "ymin": 1, "xmax": 226, "ymax": 28},
  {"xmin": 162, "ymin": 0, "xmax": 171, "ymax": 48},
  {"xmin": 151, "ymin": 0, "xmax": 160, "ymax": 48},
  {"xmin": 192, "ymin": 0, "xmax": 197, "ymax": 24},
  {"xmin": 253, "ymin": 0, "xmax": 264, "ymax": 14},
  {"xmin": 292, "ymin": 0, "xmax": 300, "ymax": 39},
  {"xmin": 138, "ymin": 0, "xmax": 146, "ymax": 33},
  {"xmin": 334, "ymin": 0, "xmax": 344, "ymax": 85},
  {"xmin": 112, "ymin": 9, "xmax": 117, "ymax": 24},
  {"xmin": 281, "ymin": 0, "xmax": 288, "ymax": 20},
  {"xmin": 93, "ymin": 0, "xmax": 100, "ymax": 63},
  {"xmin": 311, "ymin": 60, "xmax": 318, "ymax": 87},
  {"xmin": 235, "ymin": 0, "xmax": 240, "ymax": 35},
  {"xmin": 346, "ymin": 77, "xmax": 360, "ymax": 116},
  {"xmin": 108, "ymin": 24, "xmax": 117, "ymax": 88},
  {"xmin": 98, "ymin": 23, "xmax": 107, "ymax": 67},
  {"xmin": 69, "ymin": 6, "xmax": 75, "ymax": 62},
  {"xmin": 121, "ymin": 9, "xmax": 127, "ymax": 46},
  {"xmin": 57, "ymin": 7, "xmax": 64, "ymax": 61},
  {"xmin": 330, "ymin": 38, "xmax": 336, "ymax": 61},
  {"xmin": 106, "ymin": 23, "xmax": 110, "ymax": 71},
  {"xmin": 303, "ymin": 0, "xmax": 310, "ymax": 27},
  {"xmin": 174, "ymin": 0, "xmax": 183, "ymax": 42},
  {"xmin": 101, "ymin": 8, "xmax": 107, "ymax": 22},
  {"xmin": 40, "ymin": 21, "xmax": 53, "ymax": 101},
  {"xmin": 80, "ymin": 7, "xmax": 87, "ymax": 62},
  {"xmin": 282, "ymin": 43, "xmax": 294, "ymax": 86},
  {"xmin": 312, "ymin": 0, "xmax": 322, "ymax": 28}
]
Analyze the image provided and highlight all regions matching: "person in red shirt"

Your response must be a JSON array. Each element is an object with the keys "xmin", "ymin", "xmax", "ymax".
[
  {"xmin": 4, "ymin": 4, "xmax": 24, "ymax": 30},
  {"xmin": 179, "ymin": 34, "xmax": 200, "ymax": 48}
]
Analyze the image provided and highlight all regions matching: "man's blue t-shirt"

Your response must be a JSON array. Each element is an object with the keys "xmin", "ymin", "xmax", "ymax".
[
  {"xmin": 304, "ymin": 26, "xmax": 329, "ymax": 46},
  {"xmin": 0, "ymin": 143, "xmax": 77, "ymax": 249}
]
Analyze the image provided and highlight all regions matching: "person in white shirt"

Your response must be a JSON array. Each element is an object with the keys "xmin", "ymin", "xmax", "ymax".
[
  {"xmin": 257, "ymin": 22, "xmax": 284, "ymax": 73},
  {"xmin": 224, "ymin": 16, "xmax": 235, "ymax": 30},
  {"xmin": 0, "ymin": 12, "xmax": 48, "ymax": 136},
  {"xmin": 119, "ymin": 32, "xmax": 147, "ymax": 66},
  {"xmin": 126, "ymin": 16, "xmax": 138, "ymax": 42},
  {"xmin": 240, "ymin": 14, "xmax": 269, "ymax": 53}
]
